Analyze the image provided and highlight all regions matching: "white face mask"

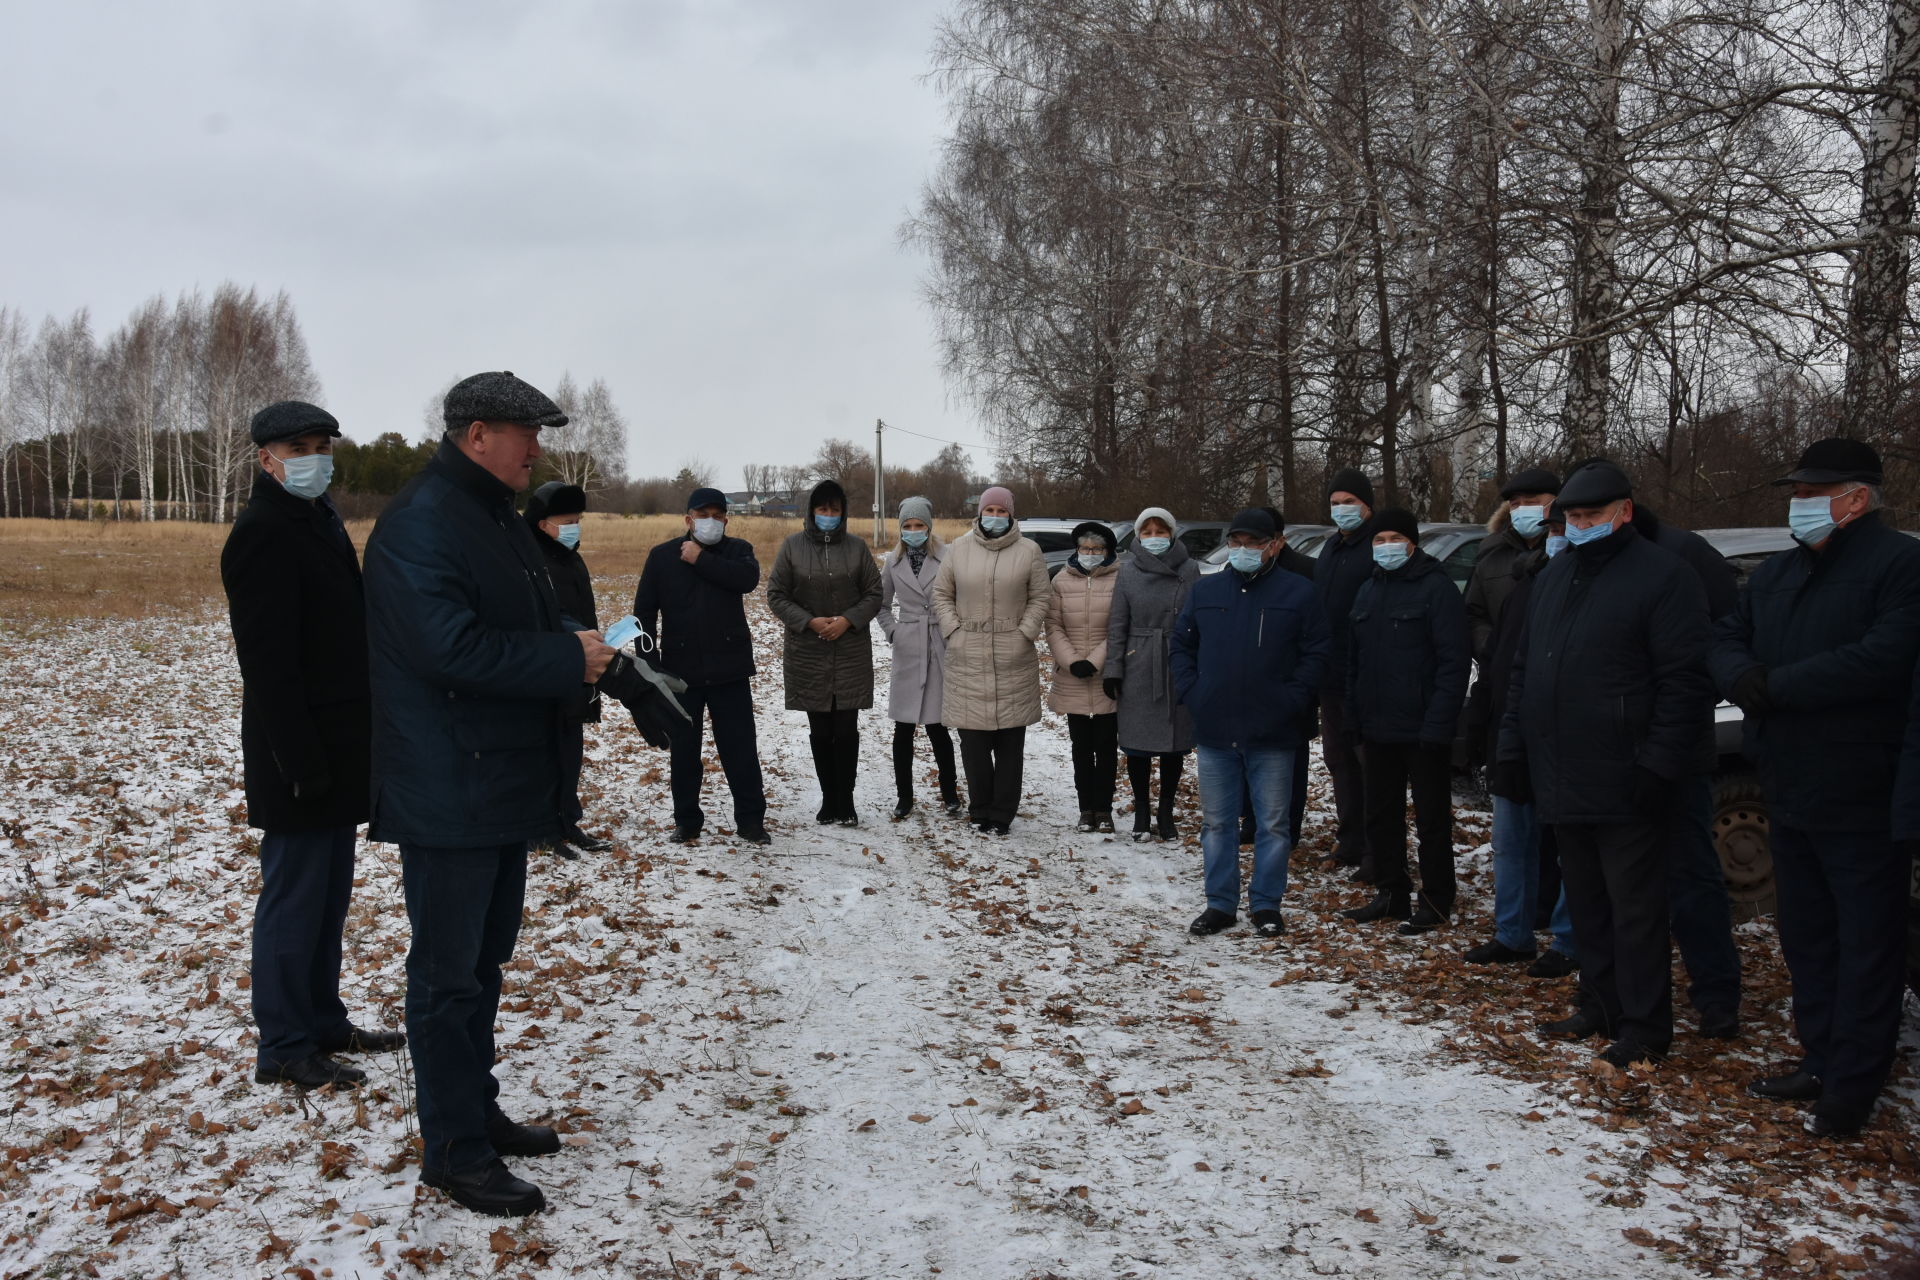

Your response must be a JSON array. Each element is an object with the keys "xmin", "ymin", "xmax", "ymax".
[
  {"xmin": 277, "ymin": 452, "xmax": 333, "ymax": 500},
  {"xmin": 692, "ymin": 517, "xmax": 725, "ymax": 546}
]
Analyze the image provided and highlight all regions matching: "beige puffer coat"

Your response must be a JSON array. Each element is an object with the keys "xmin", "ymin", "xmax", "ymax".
[
  {"xmin": 1046, "ymin": 561, "xmax": 1119, "ymax": 715},
  {"xmin": 932, "ymin": 524, "xmax": 1051, "ymax": 731}
]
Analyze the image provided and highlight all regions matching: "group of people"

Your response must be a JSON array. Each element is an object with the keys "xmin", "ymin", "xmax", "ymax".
[{"xmin": 219, "ymin": 367, "xmax": 1917, "ymax": 1220}]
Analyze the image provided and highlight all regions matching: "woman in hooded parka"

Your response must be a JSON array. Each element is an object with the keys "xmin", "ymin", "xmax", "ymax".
[
  {"xmin": 1103, "ymin": 506, "xmax": 1200, "ymax": 841},
  {"xmin": 767, "ymin": 480, "xmax": 884, "ymax": 825},
  {"xmin": 878, "ymin": 496, "xmax": 961, "ymax": 819}
]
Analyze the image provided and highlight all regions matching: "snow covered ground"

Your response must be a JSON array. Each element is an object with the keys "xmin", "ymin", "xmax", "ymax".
[{"xmin": 1, "ymin": 593, "xmax": 1914, "ymax": 1280}]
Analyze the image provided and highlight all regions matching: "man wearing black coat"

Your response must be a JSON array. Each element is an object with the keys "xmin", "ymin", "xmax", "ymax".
[
  {"xmin": 1711, "ymin": 439, "xmax": 1920, "ymax": 1137},
  {"xmin": 525, "ymin": 481, "xmax": 613, "ymax": 858},
  {"xmin": 364, "ymin": 371, "xmax": 615, "ymax": 1217},
  {"xmin": 633, "ymin": 486, "xmax": 770, "ymax": 845},
  {"xmin": 1500, "ymin": 461, "xmax": 1713, "ymax": 1069},
  {"xmin": 221, "ymin": 401, "xmax": 405, "ymax": 1093},
  {"xmin": 1314, "ymin": 468, "xmax": 1379, "ymax": 873}
]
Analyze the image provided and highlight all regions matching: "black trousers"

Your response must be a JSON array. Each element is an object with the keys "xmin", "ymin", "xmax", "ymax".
[
  {"xmin": 401, "ymin": 842, "xmax": 526, "ymax": 1176},
  {"xmin": 1554, "ymin": 819, "xmax": 1673, "ymax": 1053},
  {"xmin": 1125, "ymin": 751, "xmax": 1185, "ymax": 827},
  {"xmin": 252, "ymin": 825, "xmax": 356, "ymax": 1068},
  {"xmin": 1066, "ymin": 713, "xmax": 1118, "ymax": 813},
  {"xmin": 561, "ymin": 718, "xmax": 585, "ymax": 825},
  {"xmin": 893, "ymin": 720, "xmax": 958, "ymax": 804},
  {"xmin": 1361, "ymin": 740, "xmax": 1456, "ymax": 914},
  {"xmin": 669, "ymin": 679, "xmax": 767, "ymax": 832},
  {"xmin": 807, "ymin": 709, "xmax": 861, "ymax": 821},
  {"xmin": 958, "ymin": 726, "xmax": 1026, "ymax": 827},
  {"xmin": 1319, "ymin": 689, "xmax": 1368, "ymax": 862}
]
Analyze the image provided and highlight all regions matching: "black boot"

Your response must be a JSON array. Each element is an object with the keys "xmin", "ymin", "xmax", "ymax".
[
  {"xmin": 255, "ymin": 1053, "xmax": 365, "ymax": 1090},
  {"xmin": 487, "ymin": 1111, "xmax": 562, "ymax": 1158},
  {"xmin": 1157, "ymin": 754, "xmax": 1183, "ymax": 840},
  {"xmin": 835, "ymin": 731, "xmax": 861, "ymax": 824},
  {"xmin": 892, "ymin": 798, "xmax": 913, "ymax": 821},
  {"xmin": 1127, "ymin": 756, "xmax": 1154, "ymax": 840},
  {"xmin": 810, "ymin": 730, "xmax": 835, "ymax": 823},
  {"xmin": 564, "ymin": 825, "xmax": 613, "ymax": 853},
  {"xmin": 420, "ymin": 1158, "xmax": 545, "ymax": 1217},
  {"xmin": 1339, "ymin": 891, "xmax": 1410, "ymax": 923}
]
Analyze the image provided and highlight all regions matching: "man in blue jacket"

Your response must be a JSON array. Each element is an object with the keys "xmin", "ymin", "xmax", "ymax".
[
  {"xmin": 364, "ymin": 371, "xmax": 614, "ymax": 1217},
  {"xmin": 634, "ymin": 486, "xmax": 769, "ymax": 845},
  {"xmin": 1711, "ymin": 438, "xmax": 1920, "ymax": 1138},
  {"xmin": 1172, "ymin": 508, "xmax": 1329, "ymax": 939}
]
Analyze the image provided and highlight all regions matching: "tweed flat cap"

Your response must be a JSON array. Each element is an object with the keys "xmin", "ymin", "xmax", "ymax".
[
  {"xmin": 443, "ymin": 371, "xmax": 568, "ymax": 429},
  {"xmin": 250, "ymin": 400, "xmax": 340, "ymax": 446}
]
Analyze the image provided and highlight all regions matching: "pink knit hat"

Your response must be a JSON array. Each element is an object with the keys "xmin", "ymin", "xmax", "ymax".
[{"xmin": 979, "ymin": 485, "xmax": 1015, "ymax": 513}]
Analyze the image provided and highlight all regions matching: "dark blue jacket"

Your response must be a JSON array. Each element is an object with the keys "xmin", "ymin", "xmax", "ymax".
[
  {"xmin": 1709, "ymin": 511, "xmax": 1920, "ymax": 832},
  {"xmin": 1500, "ymin": 525, "xmax": 1712, "ymax": 824},
  {"xmin": 1896, "ymin": 650, "xmax": 1920, "ymax": 842},
  {"xmin": 1346, "ymin": 550, "xmax": 1471, "ymax": 745},
  {"xmin": 632, "ymin": 533, "xmax": 760, "ymax": 688},
  {"xmin": 363, "ymin": 441, "xmax": 586, "ymax": 849},
  {"xmin": 1170, "ymin": 559, "xmax": 1329, "ymax": 750},
  {"xmin": 1313, "ymin": 518, "xmax": 1378, "ymax": 690}
]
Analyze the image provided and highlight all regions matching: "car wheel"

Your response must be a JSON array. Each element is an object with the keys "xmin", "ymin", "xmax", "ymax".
[{"xmin": 1711, "ymin": 772, "xmax": 1774, "ymax": 921}]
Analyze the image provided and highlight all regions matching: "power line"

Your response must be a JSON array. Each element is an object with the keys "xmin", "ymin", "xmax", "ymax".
[{"xmin": 877, "ymin": 419, "xmax": 995, "ymax": 453}]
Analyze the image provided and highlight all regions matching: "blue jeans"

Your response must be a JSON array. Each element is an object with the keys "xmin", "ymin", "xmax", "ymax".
[
  {"xmin": 252, "ymin": 826, "xmax": 357, "ymax": 1068},
  {"xmin": 1666, "ymin": 775, "xmax": 1741, "ymax": 1018},
  {"xmin": 1491, "ymin": 798, "xmax": 1575, "ymax": 955},
  {"xmin": 1197, "ymin": 745, "xmax": 1295, "ymax": 914},
  {"xmin": 401, "ymin": 842, "xmax": 527, "ymax": 1175}
]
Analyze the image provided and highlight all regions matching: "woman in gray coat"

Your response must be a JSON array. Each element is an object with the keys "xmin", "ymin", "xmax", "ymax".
[
  {"xmin": 878, "ymin": 496, "xmax": 960, "ymax": 820},
  {"xmin": 768, "ymin": 479, "xmax": 884, "ymax": 825},
  {"xmin": 1103, "ymin": 506, "xmax": 1200, "ymax": 841}
]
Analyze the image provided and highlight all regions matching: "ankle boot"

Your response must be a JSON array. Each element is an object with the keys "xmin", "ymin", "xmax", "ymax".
[{"xmin": 1340, "ymin": 891, "xmax": 1411, "ymax": 923}]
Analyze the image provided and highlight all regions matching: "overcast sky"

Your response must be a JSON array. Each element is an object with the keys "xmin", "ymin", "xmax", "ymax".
[{"xmin": 0, "ymin": 0, "xmax": 991, "ymax": 483}]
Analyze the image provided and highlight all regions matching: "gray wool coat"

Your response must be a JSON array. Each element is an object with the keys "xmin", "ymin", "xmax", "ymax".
[
  {"xmin": 878, "ymin": 541, "xmax": 948, "ymax": 725},
  {"xmin": 767, "ymin": 516, "xmax": 884, "ymax": 714},
  {"xmin": 1105, "ymin": 539, "xmax": 1200, "ymax": 754}
]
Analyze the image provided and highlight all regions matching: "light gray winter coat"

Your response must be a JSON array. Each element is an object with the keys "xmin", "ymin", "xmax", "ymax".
[
  {"xmin": 767, "ymin": 480, "xmax": 884, "ymax": 713},
  {"xmin": 879, "ymin": 539, "xmax": 948, "ymax": 725},
  {"xmin": 932, "ymin": 522, "xmax": 1051, "ymax": 731},
  {"xmin": 1105, "ymin": 539, "xmax": 1200, "ymax": 753}
]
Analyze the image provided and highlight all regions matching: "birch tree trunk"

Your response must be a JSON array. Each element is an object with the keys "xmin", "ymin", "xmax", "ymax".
[
  {"xmin": 1843, "ymin": 0, "xmax": 1920, "ymax": 434},
  {"xmin": 1561, "ymin": 0, "xmax": 1627, "ymax": 459}
]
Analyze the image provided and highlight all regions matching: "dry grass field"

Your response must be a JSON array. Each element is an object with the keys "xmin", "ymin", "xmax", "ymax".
[{"xmin": 0, "ymin": 512, "xmax": 976, "ymax": 624}]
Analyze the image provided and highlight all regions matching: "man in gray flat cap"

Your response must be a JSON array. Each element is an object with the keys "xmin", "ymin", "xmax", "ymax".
[
  {"xmin": 363, "ymin": 371, "xmax": 614, "ymax": 1217},
  {"xmin": 222, "ymin": 400, "xmax": 406, "ymax": 1094}
]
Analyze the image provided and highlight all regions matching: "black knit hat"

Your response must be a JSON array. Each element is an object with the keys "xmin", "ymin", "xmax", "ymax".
[
  {"xmin": 1371, "ymin": 506, "xmax": 1421, "ymax": 546},
  {"xmin": 1327, "ymin": 467, "xmax": 1376, "ymax": 508},
  {"xmin": 443, "ymin": 371, "xmax": 569, "ymax": 430},
  {"xmin": 250, "ymin": 400, "xmax": 340, "ymax": 446},
  {"xmin": 1557, "ymin": 460, "xmax": 1634, "ymax": 508},
  {"xmin": 525, "ymin": 481, "xmax": 586, "ymax": 524},
  {"xmin": 1775, "ymin": 438, "xmax": 1883, "ymax": 486},
  {"xmin": 1071, "ymin": 520, "xmax": 1117, "ymax": 552},
  {"xmin": 1499, "ymin": 466, "xmax": 1562, "ymax": 499}
]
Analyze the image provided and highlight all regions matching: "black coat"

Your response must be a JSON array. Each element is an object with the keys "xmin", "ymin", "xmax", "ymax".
[
  {"xmin": 1896, "ymin": 650, "xmax": 1920, "ymax": 842},
  {"xmin": 220, "ymin": 477, "xmax": 371, "ymax": 832},
  {"xmin": 1710, "ymin": 511, "xmax": 1920, "ymax": 832},
  {"xmin": 1346, "ymin": 550, "xmax": 1472, "ymax": 745},
  {"xmin": 1474, "ymin": 543, "xmax": 1549, "ymax": 763},
  {"xmin": 1464, "ymin": 514, "xmax": 1534, "ymax": 661},
  {"xmin": 1500, "ymin": 525, "xmax": 1713, "ymax": 824},
  {"xmin": 1313, "ymin": 518, "xmax": 1379, "ymax": 690},
  {"xmin": 1634, "ymin": 506, "xmax": 1738, "ymax": 621},
  {"xmin": 532, "ymin": 528, "xmax": 601, "ymax": 723},
  {"xmin": 632, "ymin": 533, "xmax": 760, "ymax": 688},
  {"xmin": 362, "ymin": 441, "xmax": 587, "ymax": 849}
]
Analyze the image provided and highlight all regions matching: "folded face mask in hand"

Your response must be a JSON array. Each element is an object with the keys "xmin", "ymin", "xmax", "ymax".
[{"xmin": 603, "ymin": 615, "xmax": 643, "ymax": 651}]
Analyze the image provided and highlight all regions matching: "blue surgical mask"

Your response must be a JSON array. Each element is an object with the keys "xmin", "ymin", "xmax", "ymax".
[
  {"xmin": 1330, "ymin": 503, "xmax": 1365, "ymax": 532},
  {"xmin": 1372, "ymin": 542, "xmax": 1410, "ymax": 571},
  {"xmin": 1227, "ymin": 546, "xmax": 1265, "ymax": 574},
  {"xmin": 1139, "ymin": 536, "xmax": 1172, "ymax": 556},
  {"xmin": 980, "ymin": 515, "xmax": 1010, "ymax": 535},
  {"xmin": 1565, "ymin": 520, "xmax": 1613, "ymax": 546},
  {"xmin": 1077, "ymin": 552, "xmax": 1106, "ymax": 571},
  {"xmin": 901, "ymin": 529, "xmax": 928, "ymax": 548},
  {"xmin": 691, "ymin": 517, "xmax": 725, "ymax": 546},
  {"xmin": 1510, "ymin": 505, "xmax": 1546, "ymax": 538},
  {"xmin": 1788, "ymin": 495, "xmax": 1839, "ymax": 547},
  {"xmin": 555, "ymin": 523, "xmax": 581, "ymax": 550},
  {"xmin": 816, "ymin": 513, "xmax": 842, "ymax": 531},
  {"xmin": 1545, "ymin": 534, "xmax": 1569, "ymax": 558},
  {"xmin": 278, "ymin": 453, "xmax": 333, "ymax": 500}
]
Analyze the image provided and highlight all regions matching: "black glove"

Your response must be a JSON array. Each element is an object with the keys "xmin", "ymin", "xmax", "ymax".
[
  {"xmin": 1729, "ymin": 666, "xmax": 1772, "ymax": 713},
  {"xmin": 1631, "ymin": 766, "xmax": 1671, "ymax": 816},
  {"xmin": 1487, "ymin": 759, "xmax": 1531, "ymax": 804},
  {"xmin": 292, "ymin": 772, "xmax": 334, "ymax": 801},
  {"xmin": 597, "ymin": 652, "xmax": 694, "ymax": 749},
  {"xmin": 1102, "ymin": 678, "xmax": 1123, "ymax": 702},
  {"xmin": 1070, "ymin": 660, "xmax": 1097, "ymax": 679}
]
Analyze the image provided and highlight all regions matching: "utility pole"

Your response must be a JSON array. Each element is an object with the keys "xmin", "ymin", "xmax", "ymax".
[{"xmin": 873, "ymin": 418, "xmax": 887, "ymax": 547}]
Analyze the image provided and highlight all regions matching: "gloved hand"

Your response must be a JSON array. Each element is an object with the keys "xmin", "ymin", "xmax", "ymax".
[
  {"xmin": 1070, "ymin": 660, "xmax": 1097, "ymax": 679},
  {"xmin": 1631, "ymin": 766, "xmax": 1671, "ymax": 815},
  {"xmin": 1486, "ymin": 759, "xmax": 1531, "ymax": 804},
  {"xmin": 1102, "ymin": 678, "xmax": 1123, "ymax": 702},
  {"xmin": 1729, "ymin": 666, "xmax": 1771, "ymax": 713},
  {"xmin": 597, "ymin": 651, "xmax": 694, "ymax": 749}
]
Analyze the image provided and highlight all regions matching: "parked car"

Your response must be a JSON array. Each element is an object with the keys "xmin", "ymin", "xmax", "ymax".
[
  {"xmin": 1174, "ymin": 521, "xmax": 1229, "ymax": 557},
  {"xmin": 1018, "ymin": 517, "xmax": 1135, "ymax": 578}
]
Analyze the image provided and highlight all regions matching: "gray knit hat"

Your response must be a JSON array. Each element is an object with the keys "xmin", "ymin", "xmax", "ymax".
[{"xmin": 898, "ymin": 495, "xmax": 933, "ymax": 526}]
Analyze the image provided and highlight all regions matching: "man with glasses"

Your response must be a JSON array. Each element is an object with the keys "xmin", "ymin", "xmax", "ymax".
[
  {"xmin": 1711, "ymin": 438, "xmax": 1920, "ymax": 1137},
  {"xmin": 1171, "ymin": 508, "xmax": 1328, "ymax": 939}
]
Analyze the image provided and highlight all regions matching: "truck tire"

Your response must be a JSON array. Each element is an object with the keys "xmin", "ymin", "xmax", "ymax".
[{"xmin": 1711, "ymin": 773, "xmax": 1774, "ymax": 921}]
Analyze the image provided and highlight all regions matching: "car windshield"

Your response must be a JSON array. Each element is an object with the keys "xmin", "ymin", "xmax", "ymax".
[{"xmin": 1021, "ymin": 530, "xmax": 1080, "ymax": 554}]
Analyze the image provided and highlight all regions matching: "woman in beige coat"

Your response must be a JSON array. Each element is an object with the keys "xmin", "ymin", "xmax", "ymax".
[
  {"xmin": 1047, "ymin": 521, "xmax": 1121, "ymax": 833},
  {"xmin": 932, "ymin": 485, "xmax": 1050, "ymax": 835}
]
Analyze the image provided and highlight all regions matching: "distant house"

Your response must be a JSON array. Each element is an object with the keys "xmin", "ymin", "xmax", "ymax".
[
  {"xmin": 724, "ymin": 490, "xmax": 758, "ymax": 515},
  {"xmin": 963, "ymin": 493, "xmax": 982, "ymax": 515}
]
